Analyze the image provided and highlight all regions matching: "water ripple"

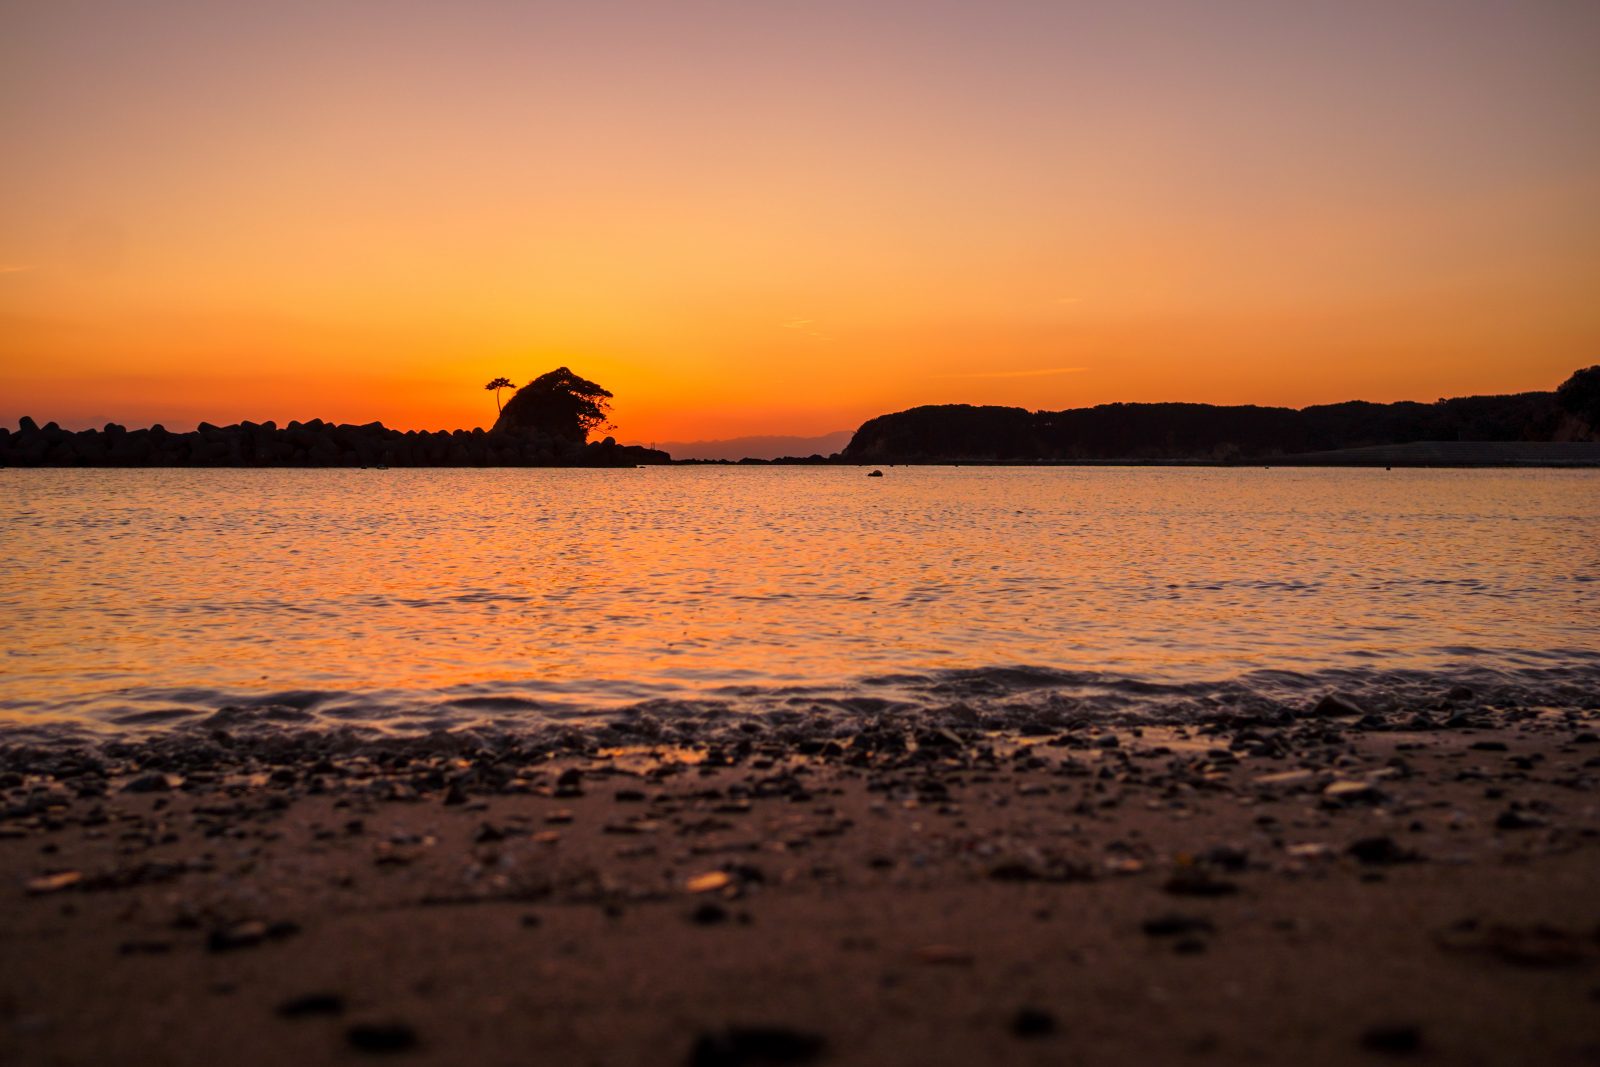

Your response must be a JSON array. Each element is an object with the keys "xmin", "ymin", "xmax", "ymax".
[{"xmin": 2, "ymin": 467, "xmax": 1596, "ymax": 733}]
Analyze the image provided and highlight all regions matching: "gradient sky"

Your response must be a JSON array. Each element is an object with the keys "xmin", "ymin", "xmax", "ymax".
[{"xmin": 3, "ymin": 0, "xmax": 1597, "ymax": 441}]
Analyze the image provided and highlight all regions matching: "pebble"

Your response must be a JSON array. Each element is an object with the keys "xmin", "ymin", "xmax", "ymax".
[
  {"xmin": 1141, "ymin": 914, "xmax": 1216, "ymax": 938},
  {"xmin": 1323, "ymin": 780, "xmax": 1385, "ymax": 805},
  {"xmin": 277, "ymin": 993, "xmax": 346, "ymax": 1018},
  {"xmin": 1163, "ymin": 868, "xmax": 1239, "ymax": 897},
  {"xmin": 686, "ymin": 871, "xmax": 732, "ymax": 894},
  {"xmin": 690, "ymin": 902, "xmax": 730, "ymax": 925},
  {"xmin": 1494, "ymin": 809, "xmax": 1546, "ymax": 831},
  {"xmin": 1310, "ymin": 693, "xmax": 1365, "ymax": 718},
  {"xmin": 1010, "ymin": 1007, "xmax": 1057, "ymax": 1038},
  {"xmin": 1347, "ymin": 837, "xmax": 1421, "ymax": 866},
  {"xmin": 24, "ymin": 870, "xmax": 82, "ymax": 895},
  {"xmin": 117, "ymin": 940, "xmax": 173, "ymax": 955},
  {"xmin": 346, "ymin": 1022, "xmax": 419, "ymax": 1053},
  {"xmin": 1360, "ymin": 1024, "xmax": 1422, "ymax": 1054},
  {"xmin": 206, "ymin": 919, "xmax": 300, "ymax": 952},
  {"xmin": 689, "ymin": 1026, "xmax": 825, "ymax": 1066}
]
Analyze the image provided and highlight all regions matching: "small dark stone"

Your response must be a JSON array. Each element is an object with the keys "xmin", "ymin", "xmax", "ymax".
[
  {"xmin": 442, "ymin": 782, "xmax": 468, "ymax": 806},
  {"xmin": 1163, "ymin": 868, "xmax": 1239, "ymax": 897},
  {"xmin": 1142, "ymin": 914, "xmax": 1216, "ymax": 938},
  {"xmin": 118, "ymin": 940, "xmax": 173, "ymax": 955},
  {"xmin": 615, "ymin": 789, "xmax": 647, "ymax": 802},
  {"xmin": 346, "ymin": 1022, "xmax": 419, "ymax": 1053},
  {"xmin": 123, "ymin": 772, "xmax": 171, "ymax": 794},
  {"xmin": 207, "ymin": 920, "xmax": 268, "ymax": 952},
  {"xmin": 1321, "ymin": 781, "xmax": 1386, "ymax": 807},
  {"xmin": 691, "ymin": 902, "xmax": 730, "ymax": 925},
  {"xmin": 1360, "ymin": 1024, "xmax": 1422, "ymax": 1054},
  {"xmin": 689, "ymin": 1026, "xmax": 825, "ymax": 1066},
  {"xmin": 474, "ymin": 823, "xmax": 506, "ymax": 844},
  {"xmin": 207, "ymin": 919, "xmax": 299, "ymax": 952},
  {"xmin": 1495, "ymin": 809, "xmax": 1546, "ymax": 831},
  {"xmin": 1309, "ymin": 693, "xmax": 1364, "ymax": 718},
  {"xmin": 1199, "ymin": 846, "xmax": 1248, "ymax": 872},
  {"xmin": 277, "ymin": 993, "xmax": 346, "ymax": 1018},
  {"xmin": 1347, "ymin": 836, "xmax": 1422, "ymax": 866},
  {"xmin": 988, "ymin": 860, "xmax": 1042, "ymax": 882},
  {"xmin": 1010, "ymin": 1007, "xmax": 1057, "ymax": 1038}
]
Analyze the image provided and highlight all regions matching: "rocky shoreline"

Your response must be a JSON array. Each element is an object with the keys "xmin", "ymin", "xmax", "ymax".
[
  {"xmin": 2, "ymin": 693, "xmax": 1597, "ymax": 1065},
  {"xmin": 0, "ymin": 417, "xmax": 670, "ymax": 467}
]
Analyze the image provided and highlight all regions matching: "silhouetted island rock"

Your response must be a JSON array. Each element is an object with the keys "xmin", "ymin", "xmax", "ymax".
[
  {"xmin": 492, "ymin": 367, "xmax": 614, "ymax": 443},
  {"xmin": 840, "ymin": 366, "xmax": 1600, "ymax": 464}
]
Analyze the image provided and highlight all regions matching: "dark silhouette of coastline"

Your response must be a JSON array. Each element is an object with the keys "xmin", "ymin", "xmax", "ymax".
[
  {"xmin": 5, "ymin": 366, "xmax": 1596, "ymax": 468},
  {"xmin": 839, "ymin": 366, "xmax": 1600, "ymax": 465},
  {"xmin": 0, "ymin": 417, "xmax": 670, "ymax": 468},
  {"xmin": 1, "ymin": 368, "xmax": 668, "ymax": 468}
]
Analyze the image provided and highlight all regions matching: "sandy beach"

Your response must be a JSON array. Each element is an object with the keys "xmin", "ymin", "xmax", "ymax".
[
  {"xmin": 4, "ymin": 696, "xmax": 1597, "ymax": 1066},
  {"xmin": 8, "ymin": 0, "xmax": 1599, "ymax": 1061}
]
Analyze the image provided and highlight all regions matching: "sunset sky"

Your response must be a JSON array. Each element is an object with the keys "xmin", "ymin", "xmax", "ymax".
[{"xmin": 3, "ymin": 1, "xmax": 1597, "ymax": 442}]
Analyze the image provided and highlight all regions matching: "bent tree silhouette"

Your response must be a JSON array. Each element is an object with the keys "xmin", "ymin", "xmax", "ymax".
[
  {"xmin": 492, "ymin": 367, "xmax": 614, "ymax": 443},
  {"xmin": 484, "ymin": 377, "xmax": 516, "ymax": 414}
]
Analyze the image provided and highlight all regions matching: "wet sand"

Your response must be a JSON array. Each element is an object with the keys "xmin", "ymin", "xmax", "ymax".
[{"xmin": 3, "ymin": 699, "xmax": 1598, "ymax": 1065}]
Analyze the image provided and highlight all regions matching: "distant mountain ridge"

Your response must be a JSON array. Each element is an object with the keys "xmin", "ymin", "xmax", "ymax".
[
  {"xmin": 646, "ymin": 431, "xmax": 853, "ymax": 461},
  {"xmin": 841, "ymin": 367, "xmax": 1600, "ymax": 463}
]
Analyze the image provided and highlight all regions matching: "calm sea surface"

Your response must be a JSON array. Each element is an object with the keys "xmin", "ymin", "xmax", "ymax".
[{"xmin": 2, "ymin": 467, "xmax": 1597, "ymax": 735}]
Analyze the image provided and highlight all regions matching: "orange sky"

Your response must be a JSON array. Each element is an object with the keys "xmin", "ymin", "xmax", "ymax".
[{"xmin": 3, "ymin": 2, "xmax": 1598, "ymax": 442}]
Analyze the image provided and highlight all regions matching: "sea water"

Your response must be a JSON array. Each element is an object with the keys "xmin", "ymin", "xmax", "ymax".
[{"xmin": 2, "ymin": 467, "xmax": 1596, "ymax": 736}]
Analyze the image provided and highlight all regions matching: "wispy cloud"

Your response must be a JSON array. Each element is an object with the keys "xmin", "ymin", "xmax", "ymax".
[
  {"xmin": 0, "ymin": 264, "xmax": 38, "ymax": 274},
  {"xmin": 936, "ymin": 366, "xmax": 1088, "ymax": 380},
  {"xmin": 780, "ymin": 317, "xmax": 830, "ymax": 340}
]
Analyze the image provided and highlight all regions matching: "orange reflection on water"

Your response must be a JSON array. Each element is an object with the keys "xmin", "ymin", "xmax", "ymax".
[{"xmin": 2, "ymin": 467, "xmax": 1597, "ymax": 731}]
